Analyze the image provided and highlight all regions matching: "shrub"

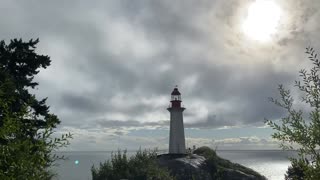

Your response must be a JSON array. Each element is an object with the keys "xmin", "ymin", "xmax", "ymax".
[{"xmin": 91, "ymin": 149, "xmax": 174, "ymax": 180}]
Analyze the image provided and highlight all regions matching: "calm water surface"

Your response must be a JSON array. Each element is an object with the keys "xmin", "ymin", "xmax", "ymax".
[{"xmin": 51, "ymin": 150, "xmax": 297, "ymax": 180}]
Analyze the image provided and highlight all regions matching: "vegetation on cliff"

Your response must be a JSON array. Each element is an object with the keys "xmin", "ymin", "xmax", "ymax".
[
  {"xmin": 194, "ymin": 146, "xmax": 266, "ymax": 180},
  {"xmin": 91, "ymin": 149, "xmax": 174, "ymax": 180}
]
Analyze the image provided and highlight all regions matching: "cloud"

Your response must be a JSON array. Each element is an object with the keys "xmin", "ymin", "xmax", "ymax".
[
  {"xmin": 1, "ymin": 0, "xmax": 320, "ymax": 150},
  {"xmin": 96, "ymin": 119, "xmax": 169, "ymax": 128},
  {"xmin": 186, "ymin": 136, "xmax": 280, "ymax": 150},
  {"xmin": 55, "ymin": 126, "xmax": 279, "ymax": 151}
]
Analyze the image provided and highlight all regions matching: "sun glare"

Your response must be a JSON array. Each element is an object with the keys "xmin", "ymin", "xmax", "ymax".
[{"xmin": 242, "ymin": 0, "xmax": 282, "ymax": 42}]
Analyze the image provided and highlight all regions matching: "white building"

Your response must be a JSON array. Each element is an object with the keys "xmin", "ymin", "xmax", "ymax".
[{"xmin": 167, "ymin": 87, "xmax": 186, "ymax": 154}]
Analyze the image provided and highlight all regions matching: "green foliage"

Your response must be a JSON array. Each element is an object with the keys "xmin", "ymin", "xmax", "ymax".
[
  {"xmin": 285, "ymin": 158, "xmax": 310, "ymax": 180},
  {"xmin": 193, "ymin": 146, "xmax": 219, "ymax": 179},
  {"xmin": 266, "ymin": 47, "xmax": 320, "ymax": 179},
  {"xmin": 193, "ymin": 146, "xmax": 217, "ymax": 158},
  {"xmin": 91, "ymin": 149, "xmax": 175, "ymax": 180},
  {"xmin": 0, "ymin": 39, "xmax": 72, "ymax": 179}
]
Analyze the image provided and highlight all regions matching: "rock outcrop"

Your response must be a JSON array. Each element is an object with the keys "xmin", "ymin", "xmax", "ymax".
[
  {"xmin": 156, "ymin": 147, "xmax": 267, "ymax": 180},
  {"xmin": 157, "ymin": 154, "xmax": 211, "ymax": 180}
]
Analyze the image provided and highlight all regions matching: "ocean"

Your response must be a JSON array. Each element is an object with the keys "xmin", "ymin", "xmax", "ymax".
[{"xmin": 51, "ymin": 150, "xmax": 297, "ymax": 180}]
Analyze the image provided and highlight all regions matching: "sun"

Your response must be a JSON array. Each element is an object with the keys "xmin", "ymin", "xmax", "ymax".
[{"xmin": 242, "ymin": 0, "xmax": 282, "ymax": 42}]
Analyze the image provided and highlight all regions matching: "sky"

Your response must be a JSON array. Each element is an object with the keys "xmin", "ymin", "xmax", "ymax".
[{"xmin": 1, "ymin": 0, "xmax": 320, "ymax": 151}]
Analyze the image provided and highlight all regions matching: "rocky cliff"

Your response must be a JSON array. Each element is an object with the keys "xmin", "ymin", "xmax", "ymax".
[{"xmin": 157, "ymin": 147, "xmax": 267, "ymax": 180}]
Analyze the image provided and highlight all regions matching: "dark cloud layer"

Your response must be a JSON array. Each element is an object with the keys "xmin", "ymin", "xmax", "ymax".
[{"xmin": 1, "ymin": 0, "xmax": 320, "ymax": 132}]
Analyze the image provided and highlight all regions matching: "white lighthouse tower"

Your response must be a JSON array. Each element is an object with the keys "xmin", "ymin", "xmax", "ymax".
[{"xmin": 168, "ymin": 86, "xmax": 186, "ymax": 154}]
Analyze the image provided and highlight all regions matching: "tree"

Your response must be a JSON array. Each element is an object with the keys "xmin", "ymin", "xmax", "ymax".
[
  {"xmin": 0, "ymin": 39, "xmax": 72, "ymax": 179},
  {"xmin": 285, "ymin": 159, "xmax": 309, "ymax": 180},
  {"xmin": 266, "ymin": 47, "xmax": 320, "ymax": 179}
]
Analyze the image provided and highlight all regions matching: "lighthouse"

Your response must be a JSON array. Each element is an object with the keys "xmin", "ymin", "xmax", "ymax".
[{"xmin": 168, "ymin": 86, "xmax": 186, "ymax": 154}]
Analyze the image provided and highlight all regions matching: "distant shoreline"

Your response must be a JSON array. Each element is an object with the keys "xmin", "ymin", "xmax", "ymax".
[{"xmin": 54, "ymin": 149, "xmax": 299, "ymax": 153}]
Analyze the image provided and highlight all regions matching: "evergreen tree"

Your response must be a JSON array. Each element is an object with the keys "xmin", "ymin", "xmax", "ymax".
[{"xmin": 0, "ymin": 39, "xmax": 72, "ymax": 179}]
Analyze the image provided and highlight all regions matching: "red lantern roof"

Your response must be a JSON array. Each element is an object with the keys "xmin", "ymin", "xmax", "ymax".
[{"xmin": 171, "ymin": 87, "xmax": 181, "ymax": 95}]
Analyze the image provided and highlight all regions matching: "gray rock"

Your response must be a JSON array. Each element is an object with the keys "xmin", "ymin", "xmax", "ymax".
[
  {"xmin": 156, "ymin": 153, "xmax": 267, "ymax": 180},
  {"xmin": 157, "ymin": 154, "xmax": 211, "ymax": 180}
]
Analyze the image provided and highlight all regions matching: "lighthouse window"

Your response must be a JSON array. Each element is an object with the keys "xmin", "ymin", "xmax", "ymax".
[{"xmin": 171, "ymin": 95, "xmax": 181, "ymax": 101}]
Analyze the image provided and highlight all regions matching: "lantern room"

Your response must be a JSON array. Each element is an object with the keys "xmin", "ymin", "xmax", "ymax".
[{"xmin": 170, "ymin": 87, "xmax": 182, "ymax": 108}]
